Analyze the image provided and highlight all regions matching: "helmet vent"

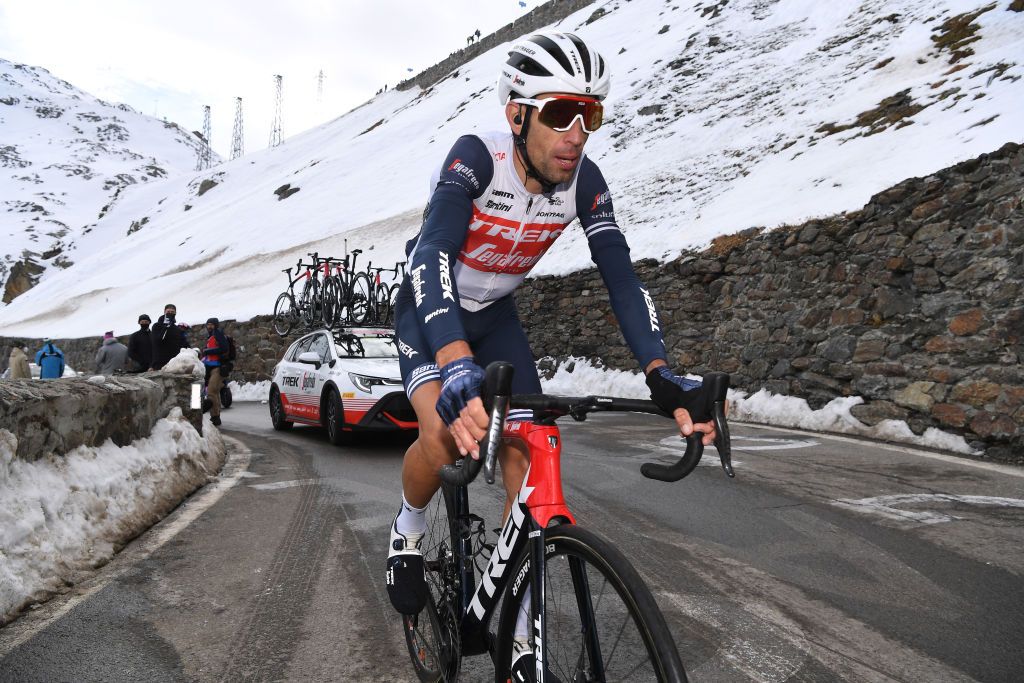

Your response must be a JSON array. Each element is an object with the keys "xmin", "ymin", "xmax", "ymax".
[
  {"xmin": 528, "ymin": 35, "xmax": 574, "ymax": 76},
  {"xmin": 566, "ymin": 34, "xmax": 591, "ymax": 81},
  {"xmin": 507, "ymin": 52, "xmax": 552, "ymax": 78}
]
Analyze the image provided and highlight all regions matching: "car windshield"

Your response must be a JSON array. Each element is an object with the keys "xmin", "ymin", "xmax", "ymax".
[{"xmin": 335, "ymin": 334, "xmax": 398, "ymax": 359}]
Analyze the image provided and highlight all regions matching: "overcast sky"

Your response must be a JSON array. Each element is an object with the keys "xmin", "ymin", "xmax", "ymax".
[{"xmin": 0, "ymin": 0, "xmax": 536, "ymax": 158}]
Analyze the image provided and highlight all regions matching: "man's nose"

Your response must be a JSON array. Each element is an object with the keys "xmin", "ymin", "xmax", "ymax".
[{"xmin": 562, "ymin": 118, "xmax": 588, "ymax": 146}]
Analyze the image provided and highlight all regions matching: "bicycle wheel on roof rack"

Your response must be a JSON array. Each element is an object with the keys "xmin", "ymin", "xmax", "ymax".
[
  {"xmin": 321, "ymin": 275, "xmax": 344, "ymax": 327},
  {"xmin": 348, "ymin": 272, "xmax": 372, "ymax": 326},
  {"xmin": 272, "ymin": 292, "xmax": 297, "ymax": 337},
  {"xmin": 494, "ymin": 524, "xmax": 687, "ymax": 682}
]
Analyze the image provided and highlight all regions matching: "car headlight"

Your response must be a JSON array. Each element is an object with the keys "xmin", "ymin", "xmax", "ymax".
[{"xmin": 348, "ymin": 372, "xmax": 402, "ymax": 393}]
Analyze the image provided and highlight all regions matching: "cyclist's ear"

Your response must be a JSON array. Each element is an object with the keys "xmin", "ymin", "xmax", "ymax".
[{"xmin": 506, "ymin": 102, "xmax": 524, "ymax": 132}]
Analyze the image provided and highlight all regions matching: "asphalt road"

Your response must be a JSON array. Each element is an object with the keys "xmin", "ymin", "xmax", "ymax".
[{"xmin": 1, "ymin": 401, "xmax": 1023, "ymax": 682}]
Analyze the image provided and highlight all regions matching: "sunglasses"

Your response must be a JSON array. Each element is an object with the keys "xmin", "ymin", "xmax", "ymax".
[{"xmin": 513, "ymin": 96, "xmax": 604, "ymax": 133}]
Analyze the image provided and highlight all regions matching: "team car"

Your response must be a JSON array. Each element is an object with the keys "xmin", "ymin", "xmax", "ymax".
[{"xmin": 268, "ymin": 328, "xmax": 417, "ymax": 443}]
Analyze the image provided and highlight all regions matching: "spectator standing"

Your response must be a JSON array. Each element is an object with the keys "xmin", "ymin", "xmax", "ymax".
[
  {"xmin": 8, "ymin": 341, "xmax": 31, "ymax": 379},
  {"xmin": 150, "ymin": 304, "xmax": 184, "ymax": 369},
  {"xmin": 127, "ymin": 314, "xmax": 152, "ymax": 372},
  {"xmin": 95, "ymin": 332, "xmax": 128, "ymax": 375},
  {"xmin": 200, "ymin": 317, "xmax": 228, "ymax": 426},
  {"xmin": 34, "ymin": 338, "xmax": 65, "ymax": 379}
]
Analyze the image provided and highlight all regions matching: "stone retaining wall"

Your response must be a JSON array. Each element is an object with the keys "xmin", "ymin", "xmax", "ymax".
[
  {"xmin": 394, "ymin": 0, "xmax": 595, "ymax": 93},
  {"xmin": 517, "ymin": 142, "xmax": 1022, "ymax": 461},
  {"xmin": 0, "ymin": 373, "xmax": 202, "ymax": 461},
  {"xmin": 2, "ymin": 143, "xmax": 1021, "ymax": 460}
]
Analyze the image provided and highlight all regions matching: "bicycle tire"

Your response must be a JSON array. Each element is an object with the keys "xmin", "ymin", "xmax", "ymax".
[
  {"xmin": 402, "ymin": 484, "xmax": 462, "ymax": 682},
  {"xmin": 272, "ymin": 292, "xmax": 297, "ymax": 337},
  {"xmin": 494, "ymin": 524, "xmax": 687, "ymax": 683},
  {"xmin": 348, "ymin": 272, "xmax": 372, "ymax": 325},
  {"xmin": 300, "ymin": 278, "xmax": 320, "ymax": 328},
  {"xmin": 321, "ymin": 276, "xmax": 343, "ymax": 327},
  {"xmin": 373, "ymin": 281, "xmax": 391, "ymax": 327},
  {"xmin": 386, "ymin": 283, "xmax": 401, "ymax": 326}
]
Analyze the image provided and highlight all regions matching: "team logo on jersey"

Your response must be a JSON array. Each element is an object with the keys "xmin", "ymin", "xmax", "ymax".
[
  {"xmin": 439, "ymin": 252, "xmax": 455, "ymax": 301},
  {"xmin": 591, "ymin": 191, "xmax": 611, "ymax": 211},
  {"xmin": 447, "ymin": 158, "xmax": 479, "ymax": 190},
  {"xmin": 397, "ymin": 338, "xmax": 418, "ymax": 359},
  {"xmin": 461, "ymin": 208, "xmax": 569, "ymax": 275},
  {"xmin": 536, "ymin": 210, "xmax": 564, "ymax": 219},
  {"xmin": 640, "ymin": 287, "xmax": 661, "ymax": 333},
  {"xmin": 485, "ymin": 199, "xmax": 512, "ymax": 212},
  {"xmin": 411, "ymin": 263, "xmax": 427, "ymax": 306},
  {"xmin": 491, "ymin": 189, "xmax": 514, "ymax": 199},
  {"xmin": 424, "ymin": 307, "xmax": 449, "ymax": 324}
]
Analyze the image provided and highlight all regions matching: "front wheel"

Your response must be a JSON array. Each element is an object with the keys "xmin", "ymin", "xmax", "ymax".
[
  {"xmin": 495, "ymin": 524, "xmax": 687, "ymax": 682},
  {"xmin": 324, "ymin": 389, "xmax": 349, "ymax": 445},
  {"xmin": 269, "ymin": 387, "xmax": 293, "ymax": 431}
]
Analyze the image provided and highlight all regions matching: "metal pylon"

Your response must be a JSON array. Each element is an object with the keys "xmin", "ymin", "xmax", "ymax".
[{"xmin": 230, "ymin": 97, "xmax": 244, "ymax": 160}]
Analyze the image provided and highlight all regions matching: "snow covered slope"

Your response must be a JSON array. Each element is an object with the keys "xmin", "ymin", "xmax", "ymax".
[
  {"xmin": 0, "ymin": 58, "xmax": 213, "ymax": 304},
  {"xmin": 0, "ymin": 0, "xmax": 1021, "ymax": 338}
]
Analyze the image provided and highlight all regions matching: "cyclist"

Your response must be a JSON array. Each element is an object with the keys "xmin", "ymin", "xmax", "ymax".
[{"xmin": 386, "ymin": 30, "xmax": 723, "ymax": 675}]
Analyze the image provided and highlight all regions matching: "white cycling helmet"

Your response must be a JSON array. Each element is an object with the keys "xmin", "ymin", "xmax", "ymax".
[{"xmin": 498, "ymin": 31, "xmax": 611, "ymax": 104}]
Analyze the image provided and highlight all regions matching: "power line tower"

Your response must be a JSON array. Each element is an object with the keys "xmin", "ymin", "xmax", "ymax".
[
  {"xmin": 195, "ymin": 104, "xmax": 212, "ymax": 171},
  {"xmin": 230, "ymin": 97, "xmax": 244, "ymax": 160},
  {"xmin": 317, "ymin": 69, "xmax": 324, "ymax": 104},
  {"xmin": 269, "ymin": 74, "xmax": 283, "ymax": 147}
]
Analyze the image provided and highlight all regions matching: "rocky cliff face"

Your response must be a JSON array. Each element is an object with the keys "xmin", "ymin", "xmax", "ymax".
[
  {"xmin": 0, "ymin": 58, "xmax": 212, "ymax": 304},
  {"xmin": 518, "ymin": 142, "xmax": 1023, "ymax": 461}
]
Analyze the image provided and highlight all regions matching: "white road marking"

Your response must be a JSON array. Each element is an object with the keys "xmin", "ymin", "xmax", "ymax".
[
  {"xmin": 0, "ymin": 436, "xmax": 252, "ymax": 656},
  {"xmin": 250, "ymin": 478, "xmax": 319, "ymax": 491},
  {"xmin": 832, "ymin": 494, "xmax": 1024, "ymax": 525},
  {"xmin": 734, "ymin": 421, "xmax": 1024, "ymax": 478}
]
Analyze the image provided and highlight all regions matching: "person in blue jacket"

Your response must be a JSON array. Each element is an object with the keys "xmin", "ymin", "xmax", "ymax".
[{"xmin": 34, "ymin": 338, "xmax": 65, "ymax": 379}]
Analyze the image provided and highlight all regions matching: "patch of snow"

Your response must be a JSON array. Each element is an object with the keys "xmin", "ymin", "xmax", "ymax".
[
  {"xmin": 162, "ymin": 348, "xmax": 204, "ymax": 378},
  {"xmin": 0, "ymin": 408, "xmax": 225, "ymax": 624},
  {"xmin": 227, "ymin": 379, "xmax": 272, "ymax": 402}
]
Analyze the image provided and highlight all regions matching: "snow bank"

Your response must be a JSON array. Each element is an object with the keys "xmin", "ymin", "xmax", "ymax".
[
  {"xmin": 0, "ymin": 408, "xmax": 225, "ymax": 624},
  {"xmin": 227, "ymin": 380, "xmax": 271, "ymax": 402},
  {"xmin": 539, "ymin": 358, "xmax": 978, "ymax": 455},
  {"xmin": 163, "ymin": 347, "xmax": 205, "ymax": 378}
]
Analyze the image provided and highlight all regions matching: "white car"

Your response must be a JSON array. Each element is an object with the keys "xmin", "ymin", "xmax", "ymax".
[{"xmin": 268, "ymin": 328, "xmax": 417, "ymax": 444}]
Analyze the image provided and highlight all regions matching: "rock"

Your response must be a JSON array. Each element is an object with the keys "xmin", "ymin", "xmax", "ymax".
[{"xmin": 894, "ymin": 382, "xmax": 937, "ymax": 411}]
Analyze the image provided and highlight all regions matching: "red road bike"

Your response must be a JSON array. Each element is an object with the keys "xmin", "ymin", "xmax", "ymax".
[{"xmin": 402, "ymin": 362, "xmax": 733, "ymax": 682}]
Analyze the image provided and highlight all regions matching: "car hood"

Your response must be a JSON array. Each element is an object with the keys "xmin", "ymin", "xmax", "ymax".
[{"xmin": 340, "ymin": 357, "xmax": 402, "ymax": 380}]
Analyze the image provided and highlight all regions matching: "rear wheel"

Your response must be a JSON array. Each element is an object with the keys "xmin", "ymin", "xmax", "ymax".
[
  {"xmin": 349, "ymin": 273, "xmax": 372, "ymax": 325},
  {"xmin": 495, "ymin": 525, "xmax": 687, "ymax": 682},
  {"xmin": 272, "ymin": 292, "xmax": 297, "ymax": 337},
  {"xmin": 269, "ymin": 387, "xmax": 293, "ymax": 431},
  {"xmin": 220, "ymin": 385, "xmax": 233, "ymax": 409},
  {"xmin": 402, "ymin": 483, "xmax": 462, "ymax": 682}
]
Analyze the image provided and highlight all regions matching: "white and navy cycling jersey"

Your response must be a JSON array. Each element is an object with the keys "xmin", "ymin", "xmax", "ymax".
[{"xmin": 404, "ymin": 131, "xmax": 667, "ymax": 372}]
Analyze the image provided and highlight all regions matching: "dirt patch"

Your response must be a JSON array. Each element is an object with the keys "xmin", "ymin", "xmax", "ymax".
[
  {"xmin": 817, "ymin": 90, "xmax": 928, "ymax": 138},
  {"xmin": 707, "ymin": 227, "xmax": 764, "ymax": 257},
  {"xmin": 930, "ymin": 3, "xmax": 996, "ymax": 64}
]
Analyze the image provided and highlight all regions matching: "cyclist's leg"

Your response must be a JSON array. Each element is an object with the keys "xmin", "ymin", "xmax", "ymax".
[{"xmin": 465, "ymin": 295, "xmax": 542, "ymax": 518}]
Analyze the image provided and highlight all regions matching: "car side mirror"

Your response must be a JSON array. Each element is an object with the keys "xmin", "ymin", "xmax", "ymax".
[{"xmin": 298, "ymin": 351, "xmax": 322, "ymax": 369}]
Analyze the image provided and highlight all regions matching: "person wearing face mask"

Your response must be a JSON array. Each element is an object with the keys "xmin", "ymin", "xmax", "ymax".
[
  {"xmin": 150, "ymin": 304, "xmax": 185, "ymax": 370},
  {"xmin": 6, "ymin": 341, "xmax": 31, "ymax": 379},
  {"xmin": 127, "ymin": 314, "xmax": 153, "ymax": 372}
]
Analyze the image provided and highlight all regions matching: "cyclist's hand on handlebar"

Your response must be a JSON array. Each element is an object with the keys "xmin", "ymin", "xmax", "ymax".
[
  {"xmin": 646, "ymin": 365, "xmax": 725, "ymax": 446},
  {"xmin": 436, "ymin": 357, "xmax": 488, "ymax": 458}
]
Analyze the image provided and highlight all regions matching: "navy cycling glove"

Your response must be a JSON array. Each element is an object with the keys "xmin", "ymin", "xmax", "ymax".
[
  {"xmin": 646, "ymin": 366, "xmax": 711, "ymax": 421},
  {"xmin": 436, "ymin": 356, "xmax": 486, "ymax": 426}
]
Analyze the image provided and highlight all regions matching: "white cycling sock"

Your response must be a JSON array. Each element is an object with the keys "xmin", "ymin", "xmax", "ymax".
[
  {"xmin": 514, "ymin": 591, "xmax": 532, "ymax": 640},
  {"xmin": 395, "ymin": 494, "xmax": 427, "ymax": 537}
]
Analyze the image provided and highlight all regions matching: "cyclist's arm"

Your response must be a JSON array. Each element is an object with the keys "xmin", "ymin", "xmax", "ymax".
[
  {"xmin": 408, "ymin": 135, "xmax": 494, "ymax": 359},
  {"xmin": 577, "ymin": 158, "xmax": 668, "ymax": 371}
]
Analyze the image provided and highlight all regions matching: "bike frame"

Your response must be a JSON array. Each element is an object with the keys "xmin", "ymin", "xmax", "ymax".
[{"xmin": 446, "ymin": 419, "xmax": 598, "ymax": 683}]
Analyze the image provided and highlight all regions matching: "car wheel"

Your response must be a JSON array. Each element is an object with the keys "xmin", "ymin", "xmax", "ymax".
[
  {"xmin": 220, "ymin": 385, "xmax": 233, "ymax": 409},
  {"xmin": 325, "ymin": 389, "xmax": 349, "ymax": 445},
  {"xmin": 270, "ymin": 387, "xmax": 293, "ymax": 431}
]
